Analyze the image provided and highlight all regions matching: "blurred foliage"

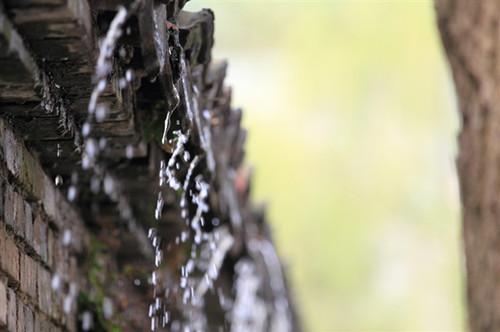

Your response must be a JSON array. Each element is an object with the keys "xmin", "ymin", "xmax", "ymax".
[{"xmin": 187, "ymin": 1, "xmax": 464, "ymax": 330}]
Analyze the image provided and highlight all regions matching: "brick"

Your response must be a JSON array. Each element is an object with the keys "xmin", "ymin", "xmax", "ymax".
[
  {"xmin": 3, "ymin": 124, "xmax": 22, "ymax": 181},
  {"xmin": 33, "ymin": 214, "xmax": 48, "ymax": 262},
  {"xmin": 24, "ymin": 202, "xmax": 34, "ymax": 247},
  {"xmin": 33, "ymin": 311, "xmax": 48, "ymax": 332},
  {"xmin": 0, "ymin": 278, "xmax": 6, "ymax": 327},
  {"xmin": 0, "ymin": 230, "xmax": 19, "ymax": 282},
  {"xmin": 0, "ymin": 121, "xmax": 44, "ymax": 203},
  {"xmin": 33, "ymin": 312, "xmax": 40, "ymax": 332},
  {"xmin": 41, "ymin": 176, "xmax": 56, "ymax": 223},
  {"xmin": 7, "ymin": 288, "xmax": 16, "ymax": 332},
  {"xmin": 0, "ymin": 180, "xmax": 4, "ymax": 219},
  {"xmin": 4, "ymin": 186, "xmax": 25, "ymax": 237},
  {"xmin": 47, "ymin": 229, "xmax": 63, "ymax": 272},
  {"xmin": 47, "ymin": 229, "xmax": 55, "ymax": 269},
  {"xmin": 24, "ymin": 305, "xmax": 34, "ymax": 332},
  {"xmin": 36, "ymin": 266, "xmax": 51, "ymax": 314},
  {"xmin": 16, "ymin": 301, "xmax": 24, "ymax": 332},
  {"xmin": 19, "ymin": 148, "xmax": 45, "ymax": 203},
  {"xmin": 20, "ymin": 254, "xmax": 37, "ymax": 300},
  {"xmin": 56, "ymin": 198, "xmax": 85, "ymax": 253}
]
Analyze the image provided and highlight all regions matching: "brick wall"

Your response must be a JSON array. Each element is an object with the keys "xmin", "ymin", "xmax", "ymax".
[{"xmin": 0, "ymin": 118, "xmax": 88, "ymax": 332}]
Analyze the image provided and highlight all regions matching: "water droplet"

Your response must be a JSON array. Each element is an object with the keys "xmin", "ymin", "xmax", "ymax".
[
  {"xmin": 63, "ymin": 295, "xmax": 73, "ymax": 313},
  {"xmin": 97, "ymin": 80, "xmax": 106, "ymax": 93},
  {"xmin": 81, "ymin": 311, "xmax": 93, "ymax": 331},
  {"xmin": 119, "ymin": 78, "xmax": 127, "ymax": 89},
  {"xmin": 103, "ymin": 175, "xmax": 114, "ymax": 195},
  {"xmin": 202, "ymin": 109, "xmax": 211, "ymax": 120},
  {"xmin": 62, "ymin": 229, "xmax": 72, "ymax": 246},
  {"xmin": 103, "ymin": 297, "xmax": 113, "ymax": 319},
  {"xmin": 56, "ymin": 143, "xmax": 62, "ymax": 157},
  {"xmin": 82, "ymin": 123, "xmax": 91, "ymax": 137},
  {"xmin": 95, "ymin": 104, "xmax": 108, "ymax": 122},
  {"xmin": 183, "ymin": 151, "xmax": 190, "ymax": 162},
  {"xmin": 126, "ymin": 144, "xmax": 134, "ymax": 159},
  {"xmin": 86, "ymin": 138, "xmax": 98, "ymax": 157},
  {"xmin": 119, "ymin": 46, "xmax": 127, "ymax": 59},
  {"xmin": 51, "ymin": 274, "xmax": 61, "ymax": 290},
  {"xmin": 126, "ymin": 69, "xmax": 133, "ymax": 82},
  {"xmin": 54, "ymin": 175, "xmax": 63, "ymax": 186}
]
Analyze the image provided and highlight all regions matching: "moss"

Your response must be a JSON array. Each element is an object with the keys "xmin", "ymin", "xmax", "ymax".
[{"xmin": 78, "ymin": 236, "xmax": 124, "ymax": 332}]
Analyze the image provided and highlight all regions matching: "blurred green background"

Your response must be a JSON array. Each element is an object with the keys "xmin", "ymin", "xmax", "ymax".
[{"xmin": 187, "ymin": 1, "xmax": 463, "ymax": 330}]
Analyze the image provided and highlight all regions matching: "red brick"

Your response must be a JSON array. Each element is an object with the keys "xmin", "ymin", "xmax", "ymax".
[
  {"xmin": 33, "ymin": 312, "xmax": 40, "ymax": 332},
  {"xmin": 4, "ymin": 186, "xmax": 25, "ymax": 237},
  {"xmin": 0, "ymin": 180, "xmax": 4, "ymax": 219},
  {"xmin": 23, "ymin": 305, "xmax": 34, "ymax": 332},
  {"xmin": 7, "ymin": 288, "xmax": 16, "ymax": 332},
  {"xmin": 42, "ymin": 176, "xmax": 56, "ymax": 223},
  {"xmin": 2, "ymin": 124, "xmax": 22, "ymax": 181},
  {"xmin": 36, "ymin": 266, "xmax": 51, "ymax": 314},
  {"xmin": 16, "ymin": 301, "xmax": 24, "ymax": 332},
  {"xmin": 0, "ymin": 229, "xmax": 19, "ymax": 282},
  {"xmin": 33, "ymin": 214, "xmax": 48, "ymax": 262},
  {"xmin": 0, "ymin": 121, "xmax": 44, "ymax": 203},
  {"xmin": 20, "ymin": 254, "xmax": 37, "ymax": 300},
  {"xmin": 0, "ymin": 277, "xmax": 6, "ymax": 327},
  {"xmin": 36, "ymin": 314, "xmax": 56, "ymax": 332},
  {"xmin": 47, "ymin": 229, "xmax": 55, "ymax": 269},
  {"xmin": 24, "ymin": 202, "xmax": 34, "ymax": 247}
]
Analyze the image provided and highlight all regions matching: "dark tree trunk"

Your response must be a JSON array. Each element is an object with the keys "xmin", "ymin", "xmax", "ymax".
[{"xmin": 436, "ymin": 1, "xmax": 500, "ymax": 331}]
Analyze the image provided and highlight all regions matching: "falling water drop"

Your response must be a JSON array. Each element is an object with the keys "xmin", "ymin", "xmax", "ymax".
[
  {"xmin": 67, "ymin": 186, "xmax": 77, "ymax": 201},
  {"xmin": 183, "ymin": 151, "xmax": 190, "ymax": 162},
  {"xmin": 63, "ymin": 295, "xmax": 73, "ymax": 313},
  {"xmin": 126, "ymin": 69, "xmax": 133, "ymax": 82},
  {"xmin": 103, "ymin": 297, "xmax": 113, "ymax": 319},
  {"xmin": 82, "ymin": 311, "xmax": 93, "ymax": 331},
  {"xmin": 82, "ymin": 123, "xmax": 91, "ymax": 137},
  {"xmin": 95, "ymin": 104, "xmax": 108, "ymax": 122},
  {"xmin": 51, "ymin": 274, "xmax": 61, "ymax": 290},
  {"xmin": 55, "ymin": 175, "xmax": 63, "ymax": 186},
  {"xmin": 62, "ymin": 229, "xmax": 72, "ymax": 246},
  {"xmin": 103, "ymin": 175, "xmax": 115, "ymax": 195},
  {"xmin": 126, "ymin": 144, "xmax": 134, "ymax": 159}
]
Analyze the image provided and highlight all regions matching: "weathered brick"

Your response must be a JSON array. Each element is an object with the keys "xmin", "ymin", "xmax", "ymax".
[
  {"xmin": 42, "ymin": 176, "xmax": 56, "ymax": 223},
  {"xmin": 7, "ymin": 288, "xmax": 16, "ymax": 332},
  {"xmin": 2, "ymin": 122, "xmax": 22, "ymax": 182},
  {"xmin": 37, "ymin": 266, "xmax": 51, "ymax": 314},
  {"xmin": 33, "ymin": 312, "xmax": 40, "ymax": 332},
  {"xmin": 0, "ymin": 277, "xmax": 7, "ymax": 327},
  {"xmin": 20, "ymin": 254, "xmax": 37, "ymax": 300},
  {"xmin": 36, "ymin": 315, "xmax": 54, "ymax": 332},
  {"xmin": 0, "ymin": 229, "xmax": 19, "ymax": 282},
  {"xmin": 0, "ymin": 180, "xmax": 4, "ymax": 219},
  {"xmin": 33, "ymin": 214, "xmax": 48, "ymax": 262},
  {"xmin": 47, "ymin": 320, "xmax": 62, "ymax": 332},
  {"xmin": 24, "ymin": 305, "xmax": 34, "ymax": 332},
  {"xmin": 24, "ymin": 202, "xmax": 34, "ymax": 247},
  {"xmin": 16, "ymin": 300, "xmax": 25, "ymax": 332},
  {"xmin": 47, "ymin": 228, "xmax": 55, "ymax": 269},
  {"xmin": 0, "ymin": 120, "xmax": 44, "ymax": 202},
  {"xmin": 4, "ymin": 186, "xmax": 25, "ymax": 237}
]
